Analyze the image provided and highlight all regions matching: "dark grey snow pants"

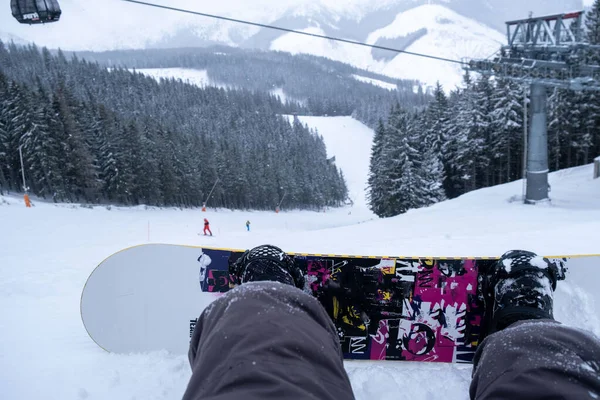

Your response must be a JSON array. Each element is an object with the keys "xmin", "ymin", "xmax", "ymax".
[
  {"xmin": 182, "ymin": 281, "xmax": 355, "ymax": 400},
  {"xmin": 470, "ymin": 320, "xmax": 600, "ymax": 399},
  {"xmin": 183, "ymin": 282, "xmax": 600, "ymax": 400}
]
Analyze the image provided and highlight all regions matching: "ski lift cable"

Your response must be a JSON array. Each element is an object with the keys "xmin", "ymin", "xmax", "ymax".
[{"xmin": 120, "ymin": 0, "xmax": 466, "ymax": 66}]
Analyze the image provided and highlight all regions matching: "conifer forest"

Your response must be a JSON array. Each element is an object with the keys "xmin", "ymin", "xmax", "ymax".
[{"xmin": 2, "ymin": 5, "xmax": 600, "ymax": 216}]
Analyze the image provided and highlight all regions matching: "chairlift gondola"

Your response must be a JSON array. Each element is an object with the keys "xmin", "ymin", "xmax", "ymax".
[{"xmin": 11, "ymin": 0, "xmax": 61, "ymax": 24}]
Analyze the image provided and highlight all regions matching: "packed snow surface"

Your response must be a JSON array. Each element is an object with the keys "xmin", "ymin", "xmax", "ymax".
[
  {"xmin": 352, "ymin": 75, "xmax": 398, "ymax": 90},
  {"xmin": 133, "ymin": 68, "xmax": 213, "ymax": 87},
  {"xmin": 271, "ymin": 4, "xmax": 505, "ymax": 90},
  {"xmin": 1, "ymin": 115, "xmax": 599, "ymax": 400}
]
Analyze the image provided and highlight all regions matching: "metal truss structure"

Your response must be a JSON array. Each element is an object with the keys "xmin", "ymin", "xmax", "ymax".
[
  {"xmin": 467, "ymin": 11, "xmax": 600, "ymax": 203},
  {"xmin": 469, "ymin": 11, "xmax": 600, "ymax": 91}
]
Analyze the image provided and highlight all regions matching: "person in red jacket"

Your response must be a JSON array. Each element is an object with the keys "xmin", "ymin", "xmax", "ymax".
[{"xmin": 203, "ymin": 218, "xmax": 212, "ymax": 236}]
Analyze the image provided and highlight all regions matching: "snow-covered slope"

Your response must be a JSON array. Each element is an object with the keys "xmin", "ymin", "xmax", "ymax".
[
  {"xmin": 370, "ymin": 4, "xmax": 505, "ymax": 89},
  {"xmin": 295, "ymin": 116, "xmax": 375, "ymax": 209},
  {"xmin": 271, "ymin": 4, "xmax": 505, "ymax": 90},
  {"xmin": 133, "ymin": 68, "xmax": 215, "ymax": 88},
  {"xmin": 2, "ymin": 0, "xmax": 570, "ymax": 90},
  {"xmin": 1, "ymin": 0, "xmax": 582, "ymax": 51},
  {"xmin": 1, "ymin": 115, "xmax": 599, "ymax": 400},
  {"xmin": 352, "ymin": 75, "xmax": 398, "ymax": 90}
]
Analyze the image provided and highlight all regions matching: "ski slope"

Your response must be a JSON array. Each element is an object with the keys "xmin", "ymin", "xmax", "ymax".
[
  {"xmin": 1, "ymin": 116, "xmax": 599, "ymax": 400},
  {"xmin": 133, "ymin": 68, "xmax": 214, "ymax": 87}
]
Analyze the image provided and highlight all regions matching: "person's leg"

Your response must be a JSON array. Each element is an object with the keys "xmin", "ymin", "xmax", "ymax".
[
  {"xmin": 471, "ymin": 250, "xmax": 600, "ymax": 399},
  {"xmin": 183, "ymin": 245, "xmax": 355, "ymax": 400},
  {"xmin": 470, "ymin": 320, "xmax": 600, "ymax": 399}
]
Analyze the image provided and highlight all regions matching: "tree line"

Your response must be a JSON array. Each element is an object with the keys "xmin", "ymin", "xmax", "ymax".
[
  {"xmin": 368, "ymin": 73, "xmax": 600, "ymax": 217},
  {"xmin": 368, "ymin": 4, "xmax": 600, "ymax": 218},
  {"xmin": 0, "ymin": 41, "xmax": 347, "ymax": 209},
  {"xmin": 70, "ymin": 46, "xmax": 431, "ymax": 127}
]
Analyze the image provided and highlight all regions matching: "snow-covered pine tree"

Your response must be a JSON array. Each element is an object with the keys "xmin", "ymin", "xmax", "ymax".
[
  {"xmin": 584, "ymin": 0, "xmax": 600, "ymax": 158},
  {"xmin": 19, "ymin": 83, "xmax": 64, "ymax": 199},
  {"xmin": 0, "ymin": 81, "xmax": 28, "ymax": 192},
  {"xmin": 387, "ymin": 109, "xmax": 425, "ymax": 215},
  {"xmin": 444, "ymin": 73, "xmax": 478, "ymax": 196},
  {"xmin": 586, "ymin": 0, "xmax": 600, "ymax": 63},
  {"xmin": 367, "ymin": 119, "xmax": 389, "ymax": 217},
  {"xmin": 490, "ymin": 78, "xmax": 524, "ymax": 184}
]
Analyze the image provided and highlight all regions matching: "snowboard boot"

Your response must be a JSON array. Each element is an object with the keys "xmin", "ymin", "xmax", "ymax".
[
  {"xmin": 229, "ymin": 244, "xmax": 305, "ymax": 290},
  {"xmin": 478, "ymin": 250, "xmax": 567, "ymax": 342}
]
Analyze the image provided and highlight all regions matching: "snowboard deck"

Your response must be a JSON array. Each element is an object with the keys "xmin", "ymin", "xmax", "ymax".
[{"xmin": 80, "ymin": 244, "xmax": 594, "ymax": 363}]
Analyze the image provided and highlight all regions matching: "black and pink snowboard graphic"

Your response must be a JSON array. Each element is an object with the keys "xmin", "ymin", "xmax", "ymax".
[{"xmin": 197, "ymin": 248, "xmax": 494, "ymax": 363}]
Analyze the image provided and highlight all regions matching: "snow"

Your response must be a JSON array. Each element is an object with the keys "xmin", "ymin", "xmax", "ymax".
[
  {"xmin": 129, "ymin": 70, "xmax": 304, "ymax": 105},
  {"xmin": 0, "ymin": 0, "xmax": 291, "ymax": 51},
  {"xmin": 271, "ymin": 4, "xmax": 505, "ymax": 91},
  {"xmin": 291, "ymin": 116, "xmax": 375, "ymax": 209},
  {"xmin": 270, "ymin": 88, "xmax": 305, "ymax": 106},
  {"xmin": 131, "ymin": 68, "xmax": 230, "ymax": 89},
  {"xmin": 270, "ymin": 87, "xmax": 288, "ymax": 103},
  {"xmin": 367, "ymin": 4, "xmax": 506, "ymax": 91},
  {"xmin": 352, "ymin": 75, "xmax": 397, "ymax": 90},
  {"xmin": 3, "ymin": 1, "xmax": 503, "ymax": 90},
  {"xmin": 270, "ymin": 26, "xmax": 375, "ymax": 71},
  {"xmin": 1, "ymin": 115, "xmax": 599, "ymax": 400}
]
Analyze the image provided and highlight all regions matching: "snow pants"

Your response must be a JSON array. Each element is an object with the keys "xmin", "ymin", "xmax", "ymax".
[
  {"xmin": 470, "ymin": 320, "xmax": 600, "ymax": 399},
  {"xmin": 183, "ymin": 281, "xmax": 355, "ymax": 400},
  {"xmin": 183, "ymin": 282, "xmax": 600, "ymax": 400}
]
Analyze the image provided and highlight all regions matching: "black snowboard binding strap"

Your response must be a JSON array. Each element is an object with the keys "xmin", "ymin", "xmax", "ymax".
[
  {"xmin": 229, "ymin": 245, "xmax": 305, "ymax": 290},
  {"xmin": 478, "ymin": 250, "xmax": 567, "ymax": 341}
]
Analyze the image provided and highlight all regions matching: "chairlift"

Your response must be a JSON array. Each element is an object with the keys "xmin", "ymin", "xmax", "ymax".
[{"xmin": 11, "ymin": 0, "xmax": 61, "ymax": 24}]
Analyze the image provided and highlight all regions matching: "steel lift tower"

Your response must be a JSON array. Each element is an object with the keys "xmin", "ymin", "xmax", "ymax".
[{"xmin": 468, "ymin": 11, "xmax": 600, "ymax": 203}]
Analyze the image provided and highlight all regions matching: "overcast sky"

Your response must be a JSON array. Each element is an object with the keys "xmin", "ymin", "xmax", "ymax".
[{"xmin": 584, "ymin": 0, "xmax": 594, "ymax": 6}]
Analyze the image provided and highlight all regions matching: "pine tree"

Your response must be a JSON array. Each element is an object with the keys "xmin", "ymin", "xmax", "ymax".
[
  {"xmin": 367, "ymin": 119, "xmax": 389, "ymax": 216},
  {"xmin": 585, "ymin": 0, "xmax": 600, "ymax": 157},
  {"xmin": 490, "ymin": 78, "xmax": 524, "ymax": 184},
  {"xmin": 20, "ymin": 85, "xmax": 64, "ymax": 198},
  {"xmin": 383, "ymin": 109, "xmax": 424, "ymax": 216}
]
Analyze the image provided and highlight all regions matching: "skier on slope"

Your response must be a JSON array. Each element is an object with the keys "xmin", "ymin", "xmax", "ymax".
[
  {"xmin": 202, "ymin": 218, "xmax": 212, "ymax": 236},
  {"xmin": 246, "ymin": 220, "xmax": 250, "ymax": 232},
  {"xmin": 182, "ymin": 246, "xmax": 600, "ymax": 400}
]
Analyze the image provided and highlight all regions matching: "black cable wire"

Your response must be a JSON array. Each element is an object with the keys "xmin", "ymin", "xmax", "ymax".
[{"xmin": 120, "ymin": 0, "xmax": 467, "ymax": 66}]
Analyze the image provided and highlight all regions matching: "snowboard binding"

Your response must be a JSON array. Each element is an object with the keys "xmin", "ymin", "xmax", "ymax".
[
  {"xmin": 478, "ymin": 250, "xmax": 567, "ymax": 341},
  {"xmin": 229, "ymin": 244, "xmax": 305, "ymax": 289}
]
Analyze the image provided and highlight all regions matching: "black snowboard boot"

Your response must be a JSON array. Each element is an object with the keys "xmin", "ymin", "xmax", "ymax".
[
  {"xmin": 479, "ymin": 250, "xmax": 567, "ymax": 341},
  {"xmin": 229, "ymin": 244, "xmax": 305, "ymax": 289}
]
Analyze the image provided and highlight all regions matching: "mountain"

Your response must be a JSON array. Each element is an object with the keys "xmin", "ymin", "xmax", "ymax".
[
  {"xmin": 269, "ymin": 5, "xmax": 505, "ymax": 90},
  {"xmin": 0, "ymin": 0, "xmax": 583, "ymax": 89}
]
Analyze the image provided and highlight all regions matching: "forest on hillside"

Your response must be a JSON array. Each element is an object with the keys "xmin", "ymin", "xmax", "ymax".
[
  {"xmin": 0, "ymin": 42, "xmax": 347, "ymax": 209},
  {"xmin": 367, "ymin": 2, "xmax": 600, "ymax": 218},
  {"xmin": 72, "ymin": 46, "xmax": 431, "ymax": 128},
  {"xmin": 368, "ymin": 77, "xmax": 600, "ymax": 217}
]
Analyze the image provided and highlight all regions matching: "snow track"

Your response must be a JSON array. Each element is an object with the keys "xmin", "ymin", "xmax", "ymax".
[{"xmin": 1, "ymin": 116, "xmax": 598, "ymax": 400}]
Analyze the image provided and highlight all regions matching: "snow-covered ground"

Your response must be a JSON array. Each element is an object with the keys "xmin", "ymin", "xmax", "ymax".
[
  {"xmin": 132, "ymin": 69, "xmax": 306, "ymax": 106},
  {"xmin": 271, "ymin": 4, "xmax": 505, "ymax": 90},
  {"xmin": 1, "ymin": 116, "xmax": 599, "ymax": 400},
  {"xmin": 352, "ymin": 75, "xmax": 397, "ymax": 90},
  {"xmin": 133, "ymin": 68, "xmax": 226, "ymax": 89}
]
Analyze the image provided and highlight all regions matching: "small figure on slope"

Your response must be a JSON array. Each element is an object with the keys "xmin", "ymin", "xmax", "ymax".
[
  {"xmin": 245, "ymin": 220, "xmax": 250, "ymax": 232},
  {"xmin": 202, "ymin": 218, "xmax": 212, "ymax": 236},
  {"xmin": 183, "ymin": 247, "xmax": 600, "ymax": 400}
]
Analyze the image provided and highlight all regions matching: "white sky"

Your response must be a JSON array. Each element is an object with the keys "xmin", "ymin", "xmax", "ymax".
[{"xmin": 584, "ymin": 0, "xmax": 595, "ymax": 6}]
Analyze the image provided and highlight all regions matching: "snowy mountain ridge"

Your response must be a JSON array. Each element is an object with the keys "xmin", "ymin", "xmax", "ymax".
[{"xmin": 0, "ymin": 0, "xmax": 582, "ymax": 90}]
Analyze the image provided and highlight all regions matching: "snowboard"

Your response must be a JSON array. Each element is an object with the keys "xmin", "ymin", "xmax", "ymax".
[{"xmin": 80, "ymin": 244, "xmax": 591, "ymax": 363}]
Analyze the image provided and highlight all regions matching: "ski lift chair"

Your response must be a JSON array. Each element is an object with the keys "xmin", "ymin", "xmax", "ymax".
[{"xmin": 11, "ymin": 0, "xmax": 61, "ymax": 24}]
